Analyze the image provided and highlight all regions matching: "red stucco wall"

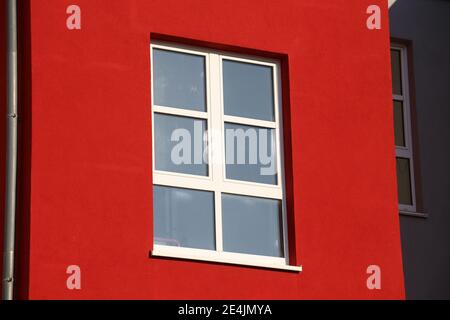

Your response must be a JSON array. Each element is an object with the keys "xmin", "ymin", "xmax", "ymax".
[{"xmin": 7, "ymin": 0, "xmax": 404, "ymax": 299}]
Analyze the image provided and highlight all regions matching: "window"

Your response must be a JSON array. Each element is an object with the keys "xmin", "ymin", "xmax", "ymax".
[
  {"xmin": 150, "ymin": 42, "xmax": 299, "ymax": 271},
  {"xmin": 391, "ymin": 45, "xmax": 416, "ymax": 212}
]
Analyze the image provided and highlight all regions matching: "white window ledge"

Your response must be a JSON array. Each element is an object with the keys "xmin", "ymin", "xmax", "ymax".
[
  {"xmin": 151, "ymin": 246, "xmax": 302, "ymax": 272},
  {"xmin": 400, "ymin": 210, "xmax": 428, "ymax": 218}
]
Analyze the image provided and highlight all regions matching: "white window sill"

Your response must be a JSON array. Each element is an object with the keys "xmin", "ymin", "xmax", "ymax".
[
  {"xmin": 400, "ymin": 210, "xmax": 428, "ymax": 218},
  {"xmin": 151, "ymin": 245, "xmax": 302, "ymax": 272}
]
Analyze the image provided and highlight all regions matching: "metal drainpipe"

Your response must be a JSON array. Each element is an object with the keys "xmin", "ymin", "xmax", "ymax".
[{"xmin": 2, "ymin": 0, "xmax": 18, "ymax": 300}]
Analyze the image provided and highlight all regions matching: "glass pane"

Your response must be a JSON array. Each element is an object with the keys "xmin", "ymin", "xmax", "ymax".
[
  {"xmin": 153, "ymin": 48, "xmax": 206, "ymax": 111},
  {"xmin": 153, "ymin": 186, "xmax": 215, "ymax": 250},
  {"xmin": 154, "ymin": 113, "xmax": 208, "ymax": 176},
  {"xmin": 223, "ymin": 59, "xmax": 275, "ymax": 121},
  {"xmin": 222, "ymin": 194, "xmax": 284, "ymax": 257},
  {"xmin": 224, "ymin": 123, "xmax": 277, "ymax": 185},
  {"xmin": 396, "ymin": 157, "xmax": 413, "ymax": 205},
  {"xmin": 393, "ymin": 100, "xmax": 406, "ymax": 147},
  {"xmin": 391, "ymin": 49, "xmax": 403, "ymax": 95}
]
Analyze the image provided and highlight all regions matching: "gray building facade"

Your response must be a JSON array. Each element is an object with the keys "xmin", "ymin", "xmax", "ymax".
[{"xmin": 389, "ymin": 0, "xmax": 450, "ymax": 299}]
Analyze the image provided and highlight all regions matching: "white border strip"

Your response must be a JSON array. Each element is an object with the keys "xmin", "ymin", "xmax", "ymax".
[{"xmin": 152, "ymin": 245, "xmax": 302, "ymax": 272}]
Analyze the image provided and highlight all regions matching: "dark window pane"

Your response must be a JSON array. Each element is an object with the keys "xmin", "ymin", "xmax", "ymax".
[
  {"xmin": 224, "ymin": 123, "xmax": 277, "ymax": 185},
  {"xmin": 391, "ymin": 49, "xmax": 403, "ymax": 95},
  {"xmin": 223, "ymin": 60, "xmax": 275, "ymax": 121},
  {"xmin": 154, "ymin": 113, "xmax": 208, "ymax": 176},
  {"xmin": 396, "ymin": 157, "xmax": 413, "ymax": 205},
  {"xmin": 153, "ymin": 186, "xmax": 215, "ymax": 250},
  {"xmin": 393, "ymin": 100, "xmax": 406, "ymax": 147},
  {"xmin": 222, "ymin": 194, "xmax": 284, "ymax": 257},
  {"xmin": 153, "ymin": 48, "xmax": 206, "ymax": 111}
]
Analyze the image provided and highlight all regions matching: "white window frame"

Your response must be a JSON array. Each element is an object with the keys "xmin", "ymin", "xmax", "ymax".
[
  {"xmin": 150, "ymin": 41, "xmax": 301, "ymax": 272},
  {"xmin": 392, "ymin": 44, "xmax": 417, "ymax": 213}
]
